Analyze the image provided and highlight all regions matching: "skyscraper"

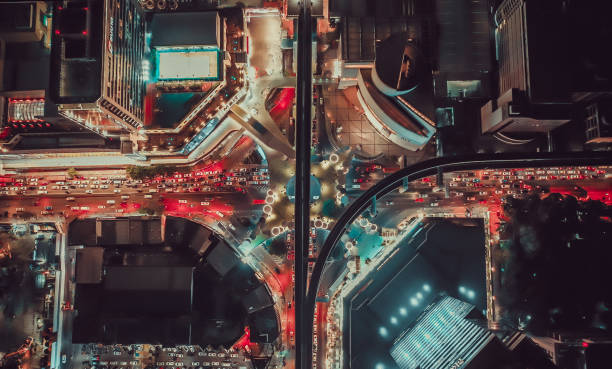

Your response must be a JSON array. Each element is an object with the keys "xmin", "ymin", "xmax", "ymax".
[{"xmin": 50, "ymin": 0, "xmax": 146, "ymax": 138}]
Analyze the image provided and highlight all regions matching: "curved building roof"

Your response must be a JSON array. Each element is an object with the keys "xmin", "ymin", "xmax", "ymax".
[
  {"xmin": 357, "ymin": 69, "xmax": 435, "ymax": 151},
  {"xmin": 373, "ymin": 34, "xmax": 426, "ymax": 96}
]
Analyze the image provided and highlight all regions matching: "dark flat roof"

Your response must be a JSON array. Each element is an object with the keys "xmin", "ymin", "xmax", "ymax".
[
  {"xmin": 206, "ymin": 241, "xmax": 239, "ymax": 277},
  {"xmin": 68, "ymin": 219, "xmax": 97, "ymax": 246},
  {"xmin": 242, "ymin": 285, "xmax": 273, "ymax": 314},
  {"xmin": 248, "ymin": 306, "xmax": 280, "ymax": 343},
  {"xmin": 75, "ymin": 247, "xmax": 104, "ymax": 284},
  {"xmin": 344, "ymin": 219, "xmax": 487, "ymax": 369},
  {"xmin": 104, "ymin": 265, "xmax": 193, "ymax": 292},
  {"xmin": 150, "ymin": 12, "xmax": 219, "ymax": 48}
]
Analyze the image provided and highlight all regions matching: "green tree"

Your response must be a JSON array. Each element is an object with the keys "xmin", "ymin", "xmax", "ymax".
[
  {"xmin": 499, "ymin": 193, "xmax": 612, "ymax": 334},
  {"xmin": 140, "ymin": 207, "xmax": 156, "ymax": 216},
  {"xmin": 267, "ymin": 237, "xmax": 287, "ymax": 256},
  {"xmin": 322, "ymin": 199, "xmax": 341, "ymax": 218},
  {"xmin": 67, "ymin": 167, "xmax": 78, "ymax": 179}
]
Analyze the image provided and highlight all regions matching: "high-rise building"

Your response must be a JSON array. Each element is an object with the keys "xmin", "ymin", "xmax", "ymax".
[
  {"xmin": 480, "ymin": 0, "xmax": 572, "ymax": 135},
  {"xmin": 481, "ymin": 0, "xmax": 612, "ymax": 136},
  {"xmin": 49, "ymin": 0, "xmax": 146, "ymax": 138},
  {"xmin": 530, "ymin": 332, "xmax": 612, "ymax": 369},
  {"xmin": 0, "ymin": 2, "xmax": 52, "ymax": 48},
  {"xmin": 585, "ymin": 99, "xmax": 612, "ymax": 145}
]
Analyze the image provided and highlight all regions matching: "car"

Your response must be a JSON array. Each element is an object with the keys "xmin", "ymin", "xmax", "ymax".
[
  {"xmin": 113, "ymin": 189, "xmax": 121, "ymax": 193},
  {"xmin": 80, "ymin": 206, "xmax": 89, "ymax": 211},
  {"xmin": 98, "ymin": 205, "xmax": 105, "ymax": 209},
  {"xmin": 61, "ymin": 354, "xmax": 67, "ymax": 364},
  {"xmin": 37, "ymin": 190, "xmax": 48, "ymax": 194},
  {"xmin": 100, "ymin": 184, "xmax": 109, "ymax": 189},
  {"xmin": 149, "ymin": 189, "xmax": 158, "ymax": 193},
  {"xmin": 385, "ymin": 200, "xmax": 394, "ymax": 206},
  {"xmin": 178, "ymin": 199, "xmax": 187, "ymax": 204},
  {"xmin": 66, "ymin": 197, "xmax": 75, "ymax": 201},
  {"xmin": 121, "ymin": 195, "xmax": 130, "ymax": 200},
  {"xmin": 200, "ymin": 201, "xmax": 210, "ymax": 206},
  {"xmin": 215, "ymin": 211, "xmax": 224, "ymax": 218},
  {"xmin": 144, "ymin": 194, "xmax": 153, "ymax": 199},
  {"xmin": 107, "ymin": 200, "xmax": 116, "ymax": 204},
  {"xmin": 85, "ymin": 189, "xmax": 93, "ymax": 194}
]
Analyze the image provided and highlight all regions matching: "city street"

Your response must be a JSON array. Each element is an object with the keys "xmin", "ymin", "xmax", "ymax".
[{"xmin": 1, "ymin": 2, "xmax": 611, "ymax": 369}]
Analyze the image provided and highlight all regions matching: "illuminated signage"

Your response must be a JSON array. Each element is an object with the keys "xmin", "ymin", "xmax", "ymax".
[{"xmin": 107, "ymin": 16, "xmax": 114, "ymax": 54}]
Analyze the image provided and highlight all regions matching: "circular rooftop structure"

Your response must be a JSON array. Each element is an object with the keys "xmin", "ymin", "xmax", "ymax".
[{"xmin": 373, "ymin": 33, "xmax": 426, "ymax": 96}]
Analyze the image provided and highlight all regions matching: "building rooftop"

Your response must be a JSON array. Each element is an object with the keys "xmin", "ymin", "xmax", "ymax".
[
  {"xmin": 390, "ymin": 296, "xmax": 510, "ymax": 369},
  {"xmin": 343, "ymin": 219, "xmax": 487, "ymax": 369},
  {"xmin": 150, "ymin": 12, "xmax": 219, "ymax": 49},
  {"xmin": 69, "ymin": 216, "xmax": 279, "ymax": 347},
  {"xmin": 75, "ymin": 247, "xmax": 104, "ymax": 284}
]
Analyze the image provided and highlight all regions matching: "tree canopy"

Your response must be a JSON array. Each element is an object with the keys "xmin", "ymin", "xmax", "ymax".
[
  {"xmin": 67, "ymin": 167, "xmax": 78, "ymax": 179},
  {"xmin": 126, "ymin": 165, "xmax": 189, "ymax": 180},
  {"xmin": 267, "ymin": 237, "xmax": 287, "ymax": 256},
  {"xmin": 497, "ymin": 193, "xmax": 612, "ymax": 334}
]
